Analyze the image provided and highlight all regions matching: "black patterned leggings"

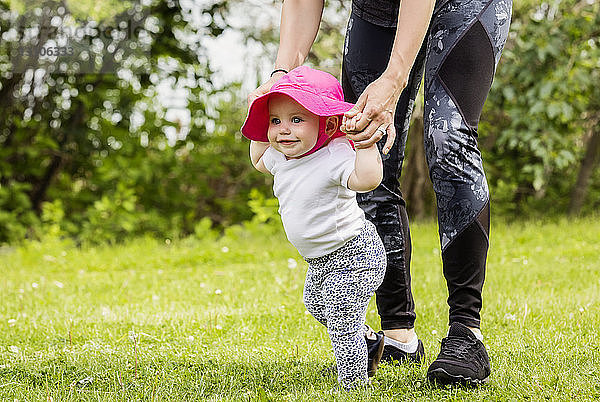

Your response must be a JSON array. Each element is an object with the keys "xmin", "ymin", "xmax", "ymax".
[
  {"xmin": 303, "ymin": 220, "xmax": 386, "ymax": 388},
  {"xmin": 342, "ymin": 0, "xmax": 512, "ymax": 329}
]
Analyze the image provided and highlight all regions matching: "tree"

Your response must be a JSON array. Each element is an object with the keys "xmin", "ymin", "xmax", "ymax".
[{"xmin": 0, "ymin": 0, "xmax": 271, "ymax": 244}]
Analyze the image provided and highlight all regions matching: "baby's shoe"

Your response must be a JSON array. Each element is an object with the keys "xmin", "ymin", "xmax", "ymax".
[
  {"xmin": 365, "ymin": 326, "xmax": 385, "ymax": 377},
  {"xmin": 321, "ymin": 326, "xmax": 385, "ymax": 378}
]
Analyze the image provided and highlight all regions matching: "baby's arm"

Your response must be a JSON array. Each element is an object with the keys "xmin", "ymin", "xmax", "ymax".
[
  {"xmin": 347, "ymin": 144, "xmax": 383, "ymax": 192},
  {"xmin": 250, "ymin": 141, "xmax": 271, "ymax": 174}
]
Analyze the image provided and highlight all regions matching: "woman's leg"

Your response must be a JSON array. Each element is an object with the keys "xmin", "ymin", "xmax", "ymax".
[
  {"xmin": 422, "ymin": 0, "xmax": 512, "ymax": 384},
  {"xmin": 423, "ymin": 0, "xmax": 512, "ymax": 329},
  {"xmin": 342, "ymin": 11, "xmax": 427, "ymax": 333}
]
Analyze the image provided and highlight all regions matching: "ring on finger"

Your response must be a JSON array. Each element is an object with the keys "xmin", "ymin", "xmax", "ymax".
[{"xmin": 376, "ymin": 125, "xmax": 387, "ymax": 135}]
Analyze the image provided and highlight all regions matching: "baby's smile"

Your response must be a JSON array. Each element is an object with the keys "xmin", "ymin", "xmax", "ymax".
[{"xmin": 278, "ymin": 139, "xmax": 300, "ymax": 145}]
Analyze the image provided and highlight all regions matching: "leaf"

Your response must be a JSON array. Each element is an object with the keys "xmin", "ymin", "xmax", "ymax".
[
  {"xmin": 546, "ymin": 103, "xmax": 562, "ymax": 119},
  {"xmin": 539, "ymin": 81, "xmax": 554, "ymax": 99}
]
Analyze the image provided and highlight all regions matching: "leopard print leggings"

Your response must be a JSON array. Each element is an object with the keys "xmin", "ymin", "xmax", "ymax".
[{"xmin": 304, "ymin": 220, "xmax": 386, "ymax": 388}]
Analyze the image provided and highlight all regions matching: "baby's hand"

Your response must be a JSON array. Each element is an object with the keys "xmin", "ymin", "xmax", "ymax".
[{"xmin": 341, "ymin": 113, "xmax": 363, "ymax": 134}]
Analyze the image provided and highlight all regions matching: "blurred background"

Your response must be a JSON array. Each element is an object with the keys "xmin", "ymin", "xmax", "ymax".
[{"xmin": 0, "ymin": 0, "xmax": 598, "ymax": 246}]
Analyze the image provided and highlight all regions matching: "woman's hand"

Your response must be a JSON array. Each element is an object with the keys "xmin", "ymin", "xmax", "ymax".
[
  {"xmin": 341, "ymin": 70, "xmax": 407, "ymax": 154},
  {"xmin": 340, "ymin": 0, "xmax": 434, "ymax": 155},
  {"xmin": 247, "ymin": 71, "xmax": 287, "ymax": 107}
]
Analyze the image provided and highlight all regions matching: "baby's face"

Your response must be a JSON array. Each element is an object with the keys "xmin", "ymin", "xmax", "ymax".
[{"xmin": 267, "ymin": 94, "xmax": 320, "ymax": 158}]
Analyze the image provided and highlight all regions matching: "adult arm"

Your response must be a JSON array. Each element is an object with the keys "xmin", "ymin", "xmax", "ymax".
[
  {"xmin": 347, "ymin": 144, "xmax": 384, "ymax": 192},
  {"xmin": 250, "ymin": 141, "xmax": 271, "ymax": 174},
  {"xmin": 247, "ymin": 0, "xmax": 325, "ymax": 106},
  {"xmin": 342, "ymin": 0, "xmax": 435, "ymax": 154}
]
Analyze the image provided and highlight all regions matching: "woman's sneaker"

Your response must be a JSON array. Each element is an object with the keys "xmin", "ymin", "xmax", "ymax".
[
  {"xmin": 427, "ymin": 322, "xmax": 491, "ymax": 386},
  {"xmin": 380, "ymin": 335, "xmax": 425, "ymax": 364}
]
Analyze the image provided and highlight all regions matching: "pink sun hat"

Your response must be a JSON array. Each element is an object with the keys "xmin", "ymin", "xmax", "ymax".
[{"xmin": 241, "ymin": 66, "xmax": 355, "ymax": 142}]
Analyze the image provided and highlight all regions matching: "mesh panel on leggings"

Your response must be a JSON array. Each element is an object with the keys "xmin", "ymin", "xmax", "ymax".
[{"xmin": 438, "ymin": 20, "xmax": 495, "ymax": 129}]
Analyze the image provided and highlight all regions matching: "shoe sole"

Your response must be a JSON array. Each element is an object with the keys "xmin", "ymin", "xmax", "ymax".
[
  {"xmin": 427, "ymin": 368, "xmax": 489, "ymax": 387},
  {"xmin": 367, "ymin": 336, "xmax": 385, "ymax": 377}
]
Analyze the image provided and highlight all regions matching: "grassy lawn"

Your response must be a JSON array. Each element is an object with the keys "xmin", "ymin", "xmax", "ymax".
[{"xmin": 1, "ymin": 217, "xmax": 599, "ymax": 400}]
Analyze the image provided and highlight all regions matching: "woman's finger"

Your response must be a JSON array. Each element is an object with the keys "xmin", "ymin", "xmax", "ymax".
[
  {"xmin": 247, "ymin": 76, "xmax": 280, "ymax": 108},
  {"xmin": 345, "ymin": 93, "xmax": 367, "ymax": 119},
  {"xmin": 247, "ymin": 84, "xmax": 268, "ymax": 107},
  {"xmin": 353, "ymin": 132, "xmax": 383, "ymax": 149},
  {"xmin": 382, "ymin": 121, "xmax": 396, "ymax": 155},
  {"xmin": 247, "ymin": 91, "xmax": 259, "ymax": 107},
  {"xmin": 347, "ymin": 124, "xmax": 383, "ymax": 147}
]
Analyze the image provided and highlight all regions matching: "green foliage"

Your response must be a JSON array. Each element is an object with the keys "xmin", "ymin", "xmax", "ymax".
[
  {"xmin": 79, "ymin": 182, "xmax": 139, "ymax": 245},
  {"xmin": 0, "ymin": 181, "xmax": 39, "ymax": 243},
  {"xmin": 223, "ymin": 188, "xmax": 283, "ymax": 242},
  {"xmin": 40, "ymin": 199, "xmax": 66, "ymax": 238},
  {"xmin": 8, "ymin": 0, "xmax": 132, "ymax": 20},
  {"xmin": 65, "ymin": 0, "xmax": 133, "ymax": 21},
  {"xmin": 247, "ymin": 188, "xmax": 280, "ymax": 226},
  {"xmin": 0, "ymin": 0, "xmax": 272, "ymax": 245},
  {"xmin": 193, "ymin": 217, "xmax": 218, "ymax": 242}
]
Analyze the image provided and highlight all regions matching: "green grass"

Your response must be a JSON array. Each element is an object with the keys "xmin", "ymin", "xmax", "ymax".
[{"xmin": 1, "ymin": 217, "xmax": 599, "ymax": 400}]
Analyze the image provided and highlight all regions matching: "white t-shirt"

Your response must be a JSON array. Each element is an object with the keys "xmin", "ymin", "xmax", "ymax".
[{"xmin": 261, "ymin": 137, "xmax": 366, "ymax": 258}]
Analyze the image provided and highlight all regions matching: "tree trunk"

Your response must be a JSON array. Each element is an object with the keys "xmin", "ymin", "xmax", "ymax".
[
  {"xmin": 569, "ymin": 126, "xmax": 600, "ymax": 215},
  {"xmin": 30, "ymin": 154, "xmax": 64, "ymax": 213},
  {"xmin": 29, "ymin": 102, "xmax": 86, "ymax": 213},
  {"xmin": 400, "ymin": 103, "xmax": 436, "ymax": 219}
]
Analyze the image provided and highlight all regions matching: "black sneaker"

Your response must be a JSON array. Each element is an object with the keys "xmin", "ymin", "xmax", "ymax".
[
  {"xmin": 366, "ymin": 329, "xmax": 385, "ymax": 377},
  {"xmin": 427, "ymin": 322, "xmax": 490, "ymax": 386},
  {"xmin": 380, "ymin": 334, "xmax": 425, "ymax": 364}
]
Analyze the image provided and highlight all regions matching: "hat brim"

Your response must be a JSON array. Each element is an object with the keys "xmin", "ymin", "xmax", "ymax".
[{"xmin": 241, "ymin": 89, "xmax": 355, "ymax": 142}]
